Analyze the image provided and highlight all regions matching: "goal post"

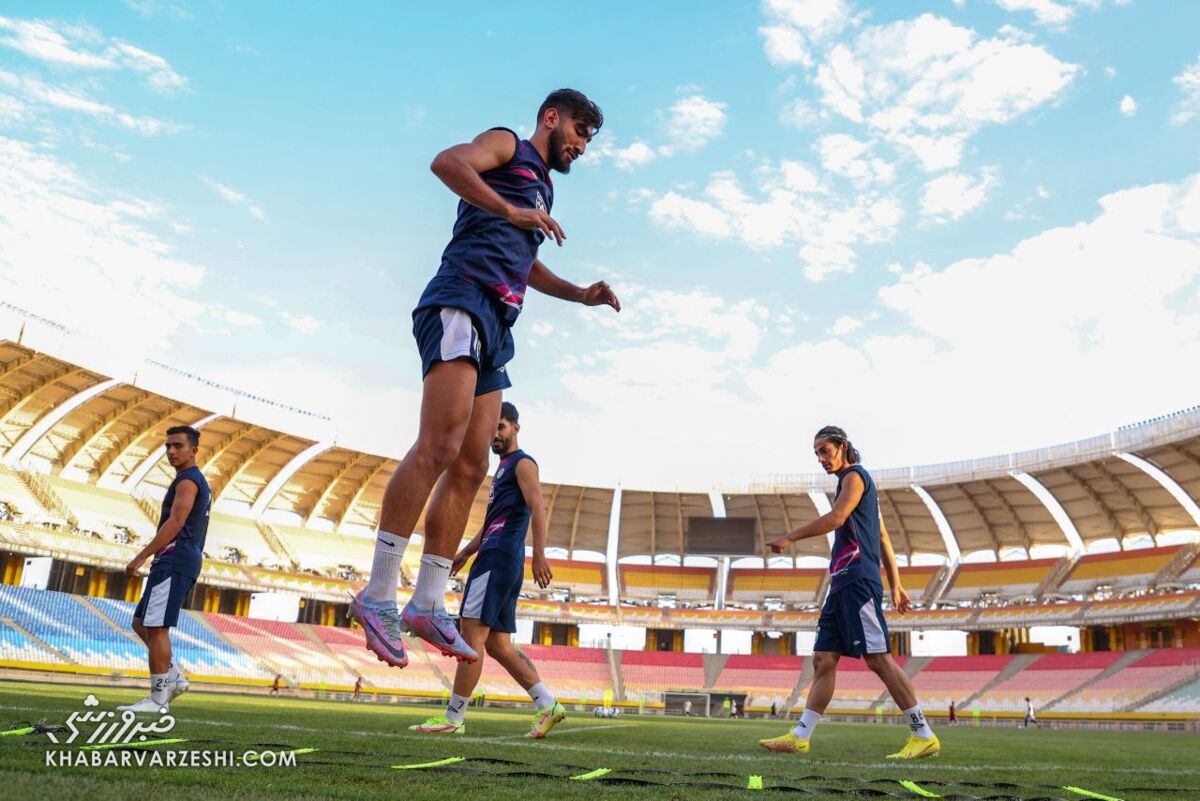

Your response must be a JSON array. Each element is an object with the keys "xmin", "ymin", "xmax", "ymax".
[{"xmin": 665, "ymin": 691, "xmax": 711, "ymax": 717}]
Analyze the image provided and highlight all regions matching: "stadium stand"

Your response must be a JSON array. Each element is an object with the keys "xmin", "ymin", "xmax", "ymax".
[
  {"xmin": 1058, "ymin": 546, "xmax": 1184, "ymax": 595},
  {"xmin": 523, "ymin": 557, "xmax": 606, "ymax": 598},
  {"xmin": 0, "ymin": 464, "xmax": 51, "ymax": 520},
  {"xmin": 815, "ymin": 656, "xmax": 908, "ymax": 710},
  {"xmin": 972, "ymin": 651, "xmax": 1123, "ymax": 712},
  {"xmin": 1139, "ymin": 677, "xmax": 1200, "ymax": 714},
  {"xmin": 727, "ymin": 567, "xmax": 824, "ymax": 605},
  {"xmin": 0, "ymin": 585, "xmax": 144, "ymax": 669},
  {"xmin": 619, "ymin": 563, "xmax": 716, "ymax": 602},
  {"xmin": 204, "ymin": 511, "xmax": 280, "ymax": 566},
  {"xmin": 1055, "ymin": 648, "xmax": 1200, "ymax": 712},
  {"xmin": 620, "ymin": 650, "xmax": 705, "ymax": 702},
  {"xmin": 523, "ymin": 644, "xmax": 614, "ymax": 700},
  {"xmin": 909, "ymin": 654, "xmax": 1013, "ymax": 711},
  {"xmin": 311, "ymin": 624, "xmax": 446, "ymax": 692},
  {"xmin": 710, "ymin": 653, "xmax": 803, "ymax": 709},
  {"xmin": 88, "ymin": 595, "xmax": 268, "ymax": 679},
  {"xmin": 270, "ymin": 523, "xmax": 374, "ymax": 573},
  {"xmin": 202, "ymin": 613, "xmax": 356, "ymax": 687},
  {"xmin": 47, "ymin": 476, "xmax": 157, "ymax": 539},
  {"xmin": 941, "ymin": 558, "xmax": 1059, "ymax": 602}
]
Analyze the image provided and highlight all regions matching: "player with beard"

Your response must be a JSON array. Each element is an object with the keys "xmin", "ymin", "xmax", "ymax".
[
  {"xmin": 410, "ymin": 402, "xmax": 564, "ymax": 737},
  {"xmin": 351, "ymin": 89, "xmax": 620, "ymax": 667}
]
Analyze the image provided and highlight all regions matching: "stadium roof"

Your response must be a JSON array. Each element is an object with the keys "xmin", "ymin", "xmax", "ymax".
[{"xmin": 1, "ymin": 338, "xmax": 1199, "ymax": 561}]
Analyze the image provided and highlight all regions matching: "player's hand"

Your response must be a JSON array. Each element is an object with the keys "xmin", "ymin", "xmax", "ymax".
[
  {"xmin": 582, "ymin": 280, "xmax": 621, "ymax": 312},
  {"xmin": 767, "ymin": 535, "xmax": 792, "ymax": 554},
  {"xmin": 892, "ymin": 585, "xmax": 912, "ymax": 614},
  {"xmin": 507, "ymin": 206, "xmax": 564, "ymax": 245},
  {"xmin": 124, "ymin": 556, "xmax": 145, "ymax": 577},
  {"xmin": 532, "ymin": 551, "xmax": 553, "ymax": 589},
  {"xmin": 450, "ymin": 551, "xmax": 471, "ymax": 577}
]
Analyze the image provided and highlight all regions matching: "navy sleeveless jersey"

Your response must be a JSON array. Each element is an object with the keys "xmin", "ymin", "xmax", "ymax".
[
  {"xmin": 434, "ymin": 128, "xmax": 554, "ymax": 324},
  {"xmin": 150, "ymin": 465, "xmax": 211, "ymax": 579},
  {"xmin": 828, "ymin": 464, "xmax": 883, "ymax": 594},
  {"xmin": 479, "ymin": 449, "xmax": 536, "ymax": 562}
]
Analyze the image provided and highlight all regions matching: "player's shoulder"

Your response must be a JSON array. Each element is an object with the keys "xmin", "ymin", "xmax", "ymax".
[
  {"xmin": 178, "ymin": 466, "xmax": 210, "ymax": 491},
  {"xmin": 475, "ymin": 127, "xmax": 520, "ymax": 158}
]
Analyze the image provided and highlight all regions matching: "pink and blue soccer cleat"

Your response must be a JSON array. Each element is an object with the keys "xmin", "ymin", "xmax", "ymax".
[
  {"xmin": 401, "ymin": 603, "xmax": 478, "ymax": 663},
  {"xmin": 349, "ymin": 590, "xmax": 409, "ymax": 668}
]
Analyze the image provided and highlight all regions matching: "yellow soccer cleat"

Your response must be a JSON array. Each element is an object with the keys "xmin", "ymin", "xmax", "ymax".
[
  {"xmin": 408, "ymin": 715, "xmax": 465, "ymax": 734},
  {"xmin": 758, "ymin": 732, "xmax": 811, "ymax": 753},
  {"xmin": 886, "ymin": 733, "xmax": 940, "ymax": 759},
  {"xmin": 526, "ymin": 702, "xmax": 567, "ymax": 739}
]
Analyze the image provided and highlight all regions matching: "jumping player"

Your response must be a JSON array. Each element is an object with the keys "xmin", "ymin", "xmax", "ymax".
[
  {"xmin": 351, "ymin": 89, "xmax": 619, "ymax": 667},
  {"xmin": 410, "ymin": 403, "xmax": 565, "ymax": 737},
  {"xmin": 758, "ymin": 426, "xmax": 941, "ymax": 759},
  {"xmin": 119, "ymin": 426, "xmax": 210, "ymax": 714}
]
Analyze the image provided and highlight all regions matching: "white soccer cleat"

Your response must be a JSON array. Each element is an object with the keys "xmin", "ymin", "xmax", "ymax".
[
  {"xmin": 117, "ymin": 697, "xmax": 169, "ymax": 715},
  {"xmin": 169, "ymin": 676, "xmax": 190, "ymax": 700}
]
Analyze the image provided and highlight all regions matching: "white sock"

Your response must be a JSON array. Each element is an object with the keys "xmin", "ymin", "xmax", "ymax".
[
  {"xmin": 363, "ymin": 530, "xmax": 409, "ymax": 606},
  {"xmin": 791, "ymin": 708, "xmax": 822, "ymax": 741},
  {"xmin": 150, "ymin": 673, "xmax": 170, "ymax": 705},
  {"xmin": 527, "ymin": 681, "xmax": 555, "ymax": 710},
  {"xmin": 904, "ymin": 705, "xmax": 934, "ymax": 739},
  {"xmin": 446, "ymin": 692, "xmax": 469, "ymax": 724},
  {"xmin": 167, "ymin": 662, "xmax": 181, "ymax": 683},
  {"xmin": 411, "ymin": 553, "xmax": 452, "ymax": 611}
]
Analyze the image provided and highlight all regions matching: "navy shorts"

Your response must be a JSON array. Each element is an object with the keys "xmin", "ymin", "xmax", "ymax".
[
  {"xmin": 814, "ymin": 579, "xmax": 890, "ymax": 658},
  {"xmin": 459, "ymin": 549, "xmax": 523, "ymax": 633},
  {"xmin": 413, "ymin": 276, "xmax": 515, "ymax": 397},
  {"xmin": 133, "ymin": 568, "xmax": 195, "ymax": 628}
]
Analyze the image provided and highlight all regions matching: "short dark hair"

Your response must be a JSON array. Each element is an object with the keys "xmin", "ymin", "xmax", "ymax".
[
  {"xmin": 537, "ymin": 89, "xmax": 603, "ymax": 134},
  {"xmin": 500, "ymin": 402, "xmax": 519, "ymax": 424},
  {"xmin": 166, "ymin": 425, "xmax": 200, "ymax": 447},
  {"xmin": 815, "ymin": 425, "xmax": 861, "ymax": 464}
]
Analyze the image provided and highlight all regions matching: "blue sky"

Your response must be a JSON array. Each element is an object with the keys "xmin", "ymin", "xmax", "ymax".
[{"xmin": 1, "ymin": 0, "xmax": 1199, "ymax": 489}]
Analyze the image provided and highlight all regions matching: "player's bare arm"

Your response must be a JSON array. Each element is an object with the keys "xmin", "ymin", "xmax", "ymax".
[
  {"xmin": 516, "ymin": 458, "xmax": 552, "ymax": 588},
  {"xmin": 125, "ymin": 480, "xmax": 198, "ymax": 577},
  {"xmin": 451, "ymin": 525, "xmax": 485, "ymax": 577},
  {"xmin": 879, "ymin": 518, "xmax": 912, "ymax": 614},
  {"xmin": 529, "ymin": 259, "xmax": 621, "ymax": 312},
  {"xmin": 768, "ymin": 472, "xmax": 865, "ymax": 553},
  {"xmin": 431, "ymin": 129, "xmax": 565, "ymax": 245}
]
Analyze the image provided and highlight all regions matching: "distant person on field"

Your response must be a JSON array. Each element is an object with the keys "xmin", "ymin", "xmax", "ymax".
[
  {"xmin": 684, "ymin": 698, "xmax": 693, "ymax": 717},
  {"xmin": 119, "ymin": 426, "xmax": 210, "ymax": 715},
  {"xmin": 948, "ymin": 700, "xmax": 957, "ymax": 726},
  {"xmin": 353, "ymin": 676, "xmax": 363, "ymax": 701},
  {"xmin": 270, "ymin": 674, "xmax": 281, "ymax": 697},
  {"xmin": 759, "ymin": 426, "xmax": 939, "ymax": 759},
  {"xmin": 1024, "ymin": 697, "xmax": 1039, "ymax": 728}
]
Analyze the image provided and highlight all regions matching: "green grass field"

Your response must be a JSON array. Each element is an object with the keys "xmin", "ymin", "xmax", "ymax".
[{"xmin": 1, "ymin": 680, "xmax": 1196, "ymax": 801}]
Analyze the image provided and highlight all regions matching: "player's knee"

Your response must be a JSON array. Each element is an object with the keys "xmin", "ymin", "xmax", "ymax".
[
  {"xmin": 864, "ymin": 653, "xmax": 890, "ymax": 675},
  {"xmin": 484, "ymin": 637, "xmax": 508, "ymax": 658},
  {"xmin": 449, "ymin": 453, "xmax": 490, "ymax": 487},
  {"xmin": 132, "ymin": 618, "xmax": 145, "ymax": 636},
  {"xmin": 812, "ymin": 652, "xmax": 838, "ymax": 674},
  {"xmin": 412, "ymin": 436, "xmax": 463, "ymax": 474}
]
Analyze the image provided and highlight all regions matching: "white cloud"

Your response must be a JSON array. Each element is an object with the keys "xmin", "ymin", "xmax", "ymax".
[
  {"xmin": 0, "ymin": 70, "xmax": 180, "ymax": 135},
  {"xmin": 0, "ymin": 136, "xmax": 206, "ymax": 347},
  {"xmin": 920, "ymin": 168, "xmax": 999, "ymax": 221},
  {"xmin": 543, "ymin": 172, "xmax": 1200, "ymax": 488},
  {"xmin": 531, "ymin": 321, "xmax": 555, "ymax": 337},
  {"xmin": 794, "ymin": 13, "xmax": 1077, "ymax": 170},
  {"xmin": 816, "ymin": 133, "xmax": 895, "ymax": 185},
  {"xmin": 659, "ymin": 94, "xmax": 728, "ymax": 155},
  {"xmin": 830, "ymin": 315, "xmax": 863, "ymax": 335},
  {"xmin": 202, "ymin": 177, "xmax": 267, "ymax": 222},
  {"xmin": 0, "ymin": 16, "xmax": 186, "ymax": 93},
  {"xmin": 993, "ymin": 0, "xmax": 1122, "ymax": 28},
  {"xmin": 647, "ymin": 163, "xmax": 902, "ymax": 281},
  {"xmin": 283, "ymin": 313, "xmax": 322, "ymax": 335},
  {"xmin": 1171, "ymin": 56, "xmax": 1200, "ymax": 126},
  {"xmin": 993, "ymin": 0, "xmax": 1076, "ymax": 26},
  {"xmin": 613, "ymin": 141, "xmax": 657, "ymax": 171},
  {"xmin": 1119, "ymin": 94, "xmax": 1137, "ymax": 117},
  {"xmin": 758, "ymin": 0, "xmax": 857, "ymax": 67}
]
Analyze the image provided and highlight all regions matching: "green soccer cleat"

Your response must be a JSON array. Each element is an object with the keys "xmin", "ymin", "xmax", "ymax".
[
  {"xmin": 408, "ymin": 715, "xmax": 465, "ymax": 734},
  {"xmin": 526, "ymin": 701, "xmax": 566, "ymax": 739}
]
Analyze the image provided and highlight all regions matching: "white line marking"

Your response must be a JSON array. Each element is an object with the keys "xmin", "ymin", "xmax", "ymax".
[{"xmin": 476, "ymin": 723, "xmax": 637, "ymax": 741}]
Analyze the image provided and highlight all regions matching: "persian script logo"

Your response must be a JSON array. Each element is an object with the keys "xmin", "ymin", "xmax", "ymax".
[{"xmin": 46, "ymin": 694, "xmax": 176, "ymax": 745}]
